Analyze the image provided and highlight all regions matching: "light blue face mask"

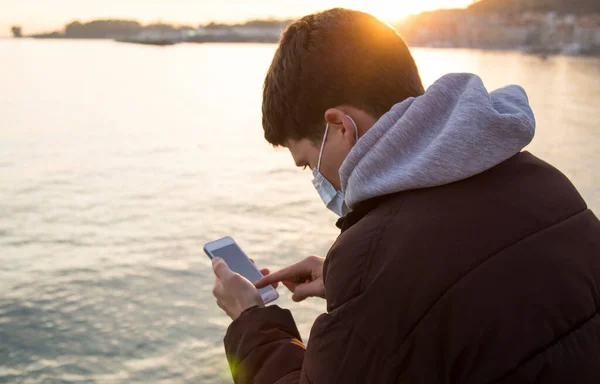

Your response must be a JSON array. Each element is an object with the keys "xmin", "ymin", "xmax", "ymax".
[{"xmin": 311, "ymin": 116, "xmax": 359, "ymax": 217}]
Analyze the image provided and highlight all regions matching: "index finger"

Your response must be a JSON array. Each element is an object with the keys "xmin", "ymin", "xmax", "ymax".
[{"xmin": 254, "ymin": 262, "xmax": 309, "ymax": 289}]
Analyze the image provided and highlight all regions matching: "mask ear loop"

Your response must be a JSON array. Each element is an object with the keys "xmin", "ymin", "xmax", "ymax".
[
  {"xmin": 317, "ymin": 123, "xmax": 329, "ymax": 171},
  {"xmin": 346, "ymin": 115, "xmax": 359, "ymax": 142}
]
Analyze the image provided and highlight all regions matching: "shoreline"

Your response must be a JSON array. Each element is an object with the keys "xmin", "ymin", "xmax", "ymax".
[{"xmin": 3, "ymin": 37, "xmax": 600, "ymax": 57}]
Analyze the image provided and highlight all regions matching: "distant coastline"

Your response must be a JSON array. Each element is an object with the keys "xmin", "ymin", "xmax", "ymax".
[
  {"xmin": 12, "ymin": 19, "xmax": 288, "ymax": 45},
  {"xmin": 9, "ymin": 0, "xmax": 600, "ymax": 56}
]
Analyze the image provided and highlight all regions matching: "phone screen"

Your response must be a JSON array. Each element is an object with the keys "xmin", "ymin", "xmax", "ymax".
[{"xmin": 211, "ymin": 243, "xmax": 273, "ymax": 296}]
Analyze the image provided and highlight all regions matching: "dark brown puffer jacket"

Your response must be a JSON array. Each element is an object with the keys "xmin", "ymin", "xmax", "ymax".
[{"xmin": 224, "ymin": 152, "xmax": 600, "ymax": 384}]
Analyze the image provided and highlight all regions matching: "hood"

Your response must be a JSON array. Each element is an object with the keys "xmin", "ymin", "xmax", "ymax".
[{"xmin": 340, "ymin": 73, "xmax": 536, "ymax": 209}]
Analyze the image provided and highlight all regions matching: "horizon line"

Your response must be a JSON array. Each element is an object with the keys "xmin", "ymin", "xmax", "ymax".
[{"xmin": 5, "ymin": 7, "xmax": 475, "ymax": 37}]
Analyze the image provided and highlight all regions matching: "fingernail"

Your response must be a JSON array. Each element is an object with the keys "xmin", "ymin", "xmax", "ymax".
[{"xmin": 212, "ymin": 257, "xmax": 221, "ymax": 263}]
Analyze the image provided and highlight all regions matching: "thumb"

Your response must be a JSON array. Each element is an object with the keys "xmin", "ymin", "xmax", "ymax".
[
  {"xmin": 291, "ymin": 281, "xmax": 322, "ymax": 302},
  {"xmin": 212, "ymin": 257, "xmax": 231, "ymax": 279}
]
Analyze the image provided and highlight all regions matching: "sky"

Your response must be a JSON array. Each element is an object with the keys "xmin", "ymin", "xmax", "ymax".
[{"xmin": 1, "ymin": 0, "xmax": 475, "ymax": 36}]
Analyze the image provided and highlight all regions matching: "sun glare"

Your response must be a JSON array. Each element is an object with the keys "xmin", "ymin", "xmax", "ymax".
[{"xmin": 331, "ymin": 0, "xmax": 475, "ymax": 23}]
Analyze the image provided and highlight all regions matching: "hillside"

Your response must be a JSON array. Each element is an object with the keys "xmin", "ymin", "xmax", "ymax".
[{"xmin": 468, "ymin": 0, "xmax": 600, "ymax": 15}]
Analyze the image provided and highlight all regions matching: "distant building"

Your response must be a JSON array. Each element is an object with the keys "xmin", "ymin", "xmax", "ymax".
[
  {"xmin": 11, "ymin": 26, "xmax": 22, "ymax": 38},
  {"xmin": 135, "ymin": 28, "xmax": 183, "ymax": 41},
  {"xmin": 455, "ymin": 16, "xmax": 531, "ymax": 49},
  {"xmin": 398, "ymin": 10, "xmax": 600, "ymax": 55},
  {"xmin": 190, "ymin": 24, "xmax": 281, "ymax": 43},
  {"xmin": 195, "ymin": 26, "xmax": 231, "ymax": 37},
  {"xmin": 230, "ymin": 26, "xmax": 281, "ymax": 40},
  {"xmin": 576, "ymin": 14, "xmax": 600, "ymax": 47}
]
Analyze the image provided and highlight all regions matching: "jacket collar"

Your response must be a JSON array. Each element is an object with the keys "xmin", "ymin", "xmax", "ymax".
[{"xmin": 336, "ymin": 194, "xmax": 394, "ymax": 232}]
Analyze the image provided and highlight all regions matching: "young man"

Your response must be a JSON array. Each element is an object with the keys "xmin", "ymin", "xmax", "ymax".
[{"xmin": 211, "ymin": 8, "xmax": 600, "ymax": 384}]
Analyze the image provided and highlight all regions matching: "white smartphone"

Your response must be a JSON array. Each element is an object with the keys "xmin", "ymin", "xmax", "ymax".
[{"xmin": 204, "ymin": 236, "xmax": 279, "ymax": 304}]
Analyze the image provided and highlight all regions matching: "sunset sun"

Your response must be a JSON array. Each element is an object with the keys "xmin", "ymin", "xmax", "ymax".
[{"xmin": 326, "ymin": 0, "xmax": 475, "ymax": 22}]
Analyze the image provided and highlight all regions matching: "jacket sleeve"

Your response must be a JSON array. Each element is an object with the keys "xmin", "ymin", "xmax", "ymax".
[
  {"xmin": 223, "ymin": 305, "xmax": 387, "ymax": 384},
  {"xmin": 223, "ymin": 305, "xmax": 306, "ymax": 384}
]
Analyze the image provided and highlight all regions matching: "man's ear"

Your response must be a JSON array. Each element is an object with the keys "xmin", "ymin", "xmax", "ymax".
[
  {"xmin": 324, "ymin": 108, "xmax": 357, "ymax": 146},
  {"xmin": 324, "ymin": 108, "xmax": 345, "ymax": 128}
]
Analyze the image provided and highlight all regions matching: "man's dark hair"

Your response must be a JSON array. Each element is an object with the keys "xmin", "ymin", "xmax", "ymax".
[{"xmin": 262, "ymin": 8, "xmax": 425, "ymax": 146}]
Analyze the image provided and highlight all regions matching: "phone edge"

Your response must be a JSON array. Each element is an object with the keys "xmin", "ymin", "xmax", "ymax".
[
  {"xmin": 205, "ymin": 236, "xmax": 279, "ymax": 304},
  {"xmin": 204, "ymin": 236, "xmax": 235, "ymax": 259}
]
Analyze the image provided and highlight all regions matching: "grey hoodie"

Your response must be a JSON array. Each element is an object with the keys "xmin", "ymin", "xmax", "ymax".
[{"xmin": 340, "ymin": 73, "xmax": 536, "ymax": 209}]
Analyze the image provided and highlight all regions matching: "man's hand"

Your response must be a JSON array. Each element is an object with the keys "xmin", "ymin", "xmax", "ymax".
[
  {"xmin": 212, "ymin": 257, "xmax": 264, "ymax": 320},
  {"xmin": 255, "ymin": 255, "xmax": 325, "ymax": 302}
]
